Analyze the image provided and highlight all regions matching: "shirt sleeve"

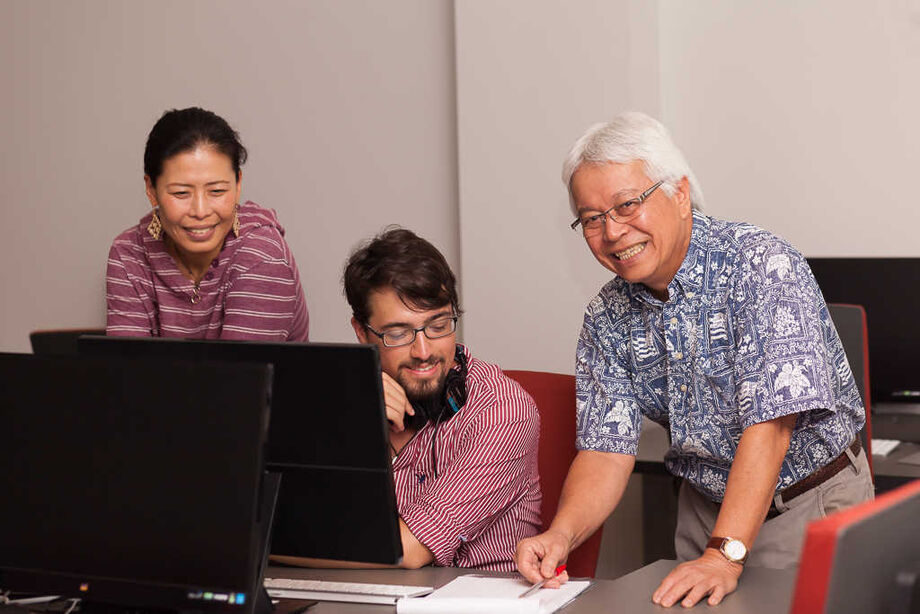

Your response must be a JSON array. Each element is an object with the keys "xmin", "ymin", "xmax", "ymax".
[
  {"xmin": 575, "ymin": 294, "xmax": 643, "ymax": 455},
  {"xmin": 731, "ymin": 235, "xmax": 842, "ymax": 428},
  {"xmin": 398, "ymin": 397, "xmax": 539, "ymax": 567},
  {"xmin": 105, "ymin": 242, "xmax": 154, "ymax": 337},
  {"xmin": 220, "ymin": 255, "xmax": 309, "ymax": 342}
]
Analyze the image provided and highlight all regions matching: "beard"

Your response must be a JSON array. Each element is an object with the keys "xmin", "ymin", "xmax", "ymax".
[{"xmin": 398, "ymin": 365, "xmax": 448, "ymax": 430}]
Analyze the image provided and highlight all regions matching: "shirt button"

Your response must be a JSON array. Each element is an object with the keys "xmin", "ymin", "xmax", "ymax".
[
  {"xmin": 686, "ymin": 292, "xmax": 695, "ymax": 299},
  {"xmin": 680, "ymin": 384, "xmax": 688, "ymax": 392},
  {"xmin": 205, "ymin": 272, "xmax": 213, "ymax": 280},
  {"xmin": 670, "ymin": 317, "xmax": 678, "ymax": 326},
  {"xmin": 674, "ymin": 352, "xmax": 683, "ymax": 359}
]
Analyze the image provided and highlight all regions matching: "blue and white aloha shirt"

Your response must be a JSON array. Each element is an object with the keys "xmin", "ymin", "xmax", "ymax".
[{"xmin": 575, "ymin": 211, "xmax": 864, "ymax": 502}]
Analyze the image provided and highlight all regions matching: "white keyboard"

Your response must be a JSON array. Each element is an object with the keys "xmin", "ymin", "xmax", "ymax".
[
  {"xmin": 263, "ymin": 577, "xmax": 434, "ymax": 605},
  {"xmin": 872, "ymin": 438, "xmax": 901, "ymax": 457}
]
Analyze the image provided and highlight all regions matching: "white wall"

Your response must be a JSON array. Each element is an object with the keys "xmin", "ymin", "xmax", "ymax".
[
  {"xmin": 659, "ymin": 1, "xmax": 920, "ymax": 256},
  {"xmin": 455, "ymin": 0, "xmax": 660, "ymax": 375},
  {"xmin": 0, "ymin": 0, "xmax": 458, "ymax": 351}
]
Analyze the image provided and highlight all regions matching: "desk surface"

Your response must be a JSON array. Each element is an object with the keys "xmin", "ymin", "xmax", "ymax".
[
  {"xmin": 871, "ymin": 411, "xmax": 920, "ymax": 488},
  {"xmin": 267, "ymin": 560, "xmax": 796, "ymax": 613}
]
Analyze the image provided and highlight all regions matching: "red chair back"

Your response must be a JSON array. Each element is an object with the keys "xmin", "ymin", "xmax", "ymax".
[
  {"xmin": 790, "ymin": 479, "xmax": 920, "ymax": 614},
  {"xmin": 827, "ymin": 303, "xmax": 873, "ymax": 474},
  {"xmin": 504, "ymin": 370, "xmax": 604, "ymax": 578}
]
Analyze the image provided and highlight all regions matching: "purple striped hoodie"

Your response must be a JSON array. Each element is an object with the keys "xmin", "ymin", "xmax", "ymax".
[{"xmin": 106, "ymin": 201, "xmax": 309, "ymax": 341}]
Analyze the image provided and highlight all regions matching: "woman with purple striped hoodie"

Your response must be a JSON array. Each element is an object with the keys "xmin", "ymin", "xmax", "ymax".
[{"xmin": 106, "ymin": 107, "xmax": 309, "ymax": 341}]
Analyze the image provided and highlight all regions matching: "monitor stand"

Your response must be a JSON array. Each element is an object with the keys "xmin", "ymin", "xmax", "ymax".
[{"xmin": 251, "ymin": 471, "xmax": 282, "ymax": 614}]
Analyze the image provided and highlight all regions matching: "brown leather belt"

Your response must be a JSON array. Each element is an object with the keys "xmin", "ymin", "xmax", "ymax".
[{"xmin": 766, "ymin": 438, "xmax": 861, "ymax": 519}]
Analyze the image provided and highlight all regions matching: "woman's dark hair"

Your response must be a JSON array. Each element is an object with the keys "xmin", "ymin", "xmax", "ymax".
[
  {"xmin": 343, "ymin": 227, "xmax": 462, "ymax": 325},
  {"xmin": 143, "ymin": 107, "xmax": 248, "ymax": 185}
]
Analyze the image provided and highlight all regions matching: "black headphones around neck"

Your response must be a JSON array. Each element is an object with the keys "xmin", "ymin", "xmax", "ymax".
[
  {"xmin": 424, "ymin": 345, "xmax": 468, "ymax": 480},
  {"xmin": 407, "ymin": 345, "xmax": 468, "ymax": 426},
  {"xmin": 441, "ymin": 345, "xmax": 468, "ymax": 417}
]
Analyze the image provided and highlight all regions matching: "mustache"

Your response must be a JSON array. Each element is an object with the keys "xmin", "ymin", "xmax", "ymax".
[{"xmin": 400, "ymin": 357, "xmax": 442, "ymax": 370}]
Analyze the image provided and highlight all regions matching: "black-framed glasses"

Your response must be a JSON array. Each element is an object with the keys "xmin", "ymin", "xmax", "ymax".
[
  {"xmin": 569, "ymin": 180, "xmax": 663, "ymax": 236},
  {"xmin": 364, "ymin": 315, "xmax": 459, "ymax": 348}
]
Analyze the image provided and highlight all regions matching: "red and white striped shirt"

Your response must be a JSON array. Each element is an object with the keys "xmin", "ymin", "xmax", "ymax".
[
  {"xmin": 106, "ymin": 201, "xmax": 309, "ymax": 341},
  {"xmin": 393, "ymin": 346, "xmax": 542, "ymax": 571}
]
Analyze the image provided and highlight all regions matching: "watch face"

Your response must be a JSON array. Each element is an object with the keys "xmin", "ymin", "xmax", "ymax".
[{"xmin": 723, "ymin": 539, "xmax": 747, "ymax": 561}]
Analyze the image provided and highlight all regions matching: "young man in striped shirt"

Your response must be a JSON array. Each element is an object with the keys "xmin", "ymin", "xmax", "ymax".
[{"xmin": 332, "ymin": 227, "xmax": 542, "ymax": 571}]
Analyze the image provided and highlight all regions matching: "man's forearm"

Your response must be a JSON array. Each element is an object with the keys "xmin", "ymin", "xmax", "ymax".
[
  {"xmin": 548, "ymin": 450, "xmax": 635, "ymax": 550},
  {"xmin": 650, "ymin": 415, "xmax": 799, "ymax": 608},
  {"xmin": 711, "ymin": 414, "xmax": 797, "ymax": 548},
  {"xmin": 270, "ymin": 519, "xmax": 433, "ymax": 570}
]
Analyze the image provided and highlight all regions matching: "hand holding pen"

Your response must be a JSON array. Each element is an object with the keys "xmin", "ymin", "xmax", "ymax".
[{"xmin": 519, "ymin": 564, "xmax": 568, "ymax": 598}]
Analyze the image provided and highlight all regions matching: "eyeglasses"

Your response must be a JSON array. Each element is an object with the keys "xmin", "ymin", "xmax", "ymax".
[
  {"xmin": 569, "ymin": 180, "xmax": 663, "ymax": 236},
  {"xmin": 364, "ymin": 315, "xmax": 459, "ymax": 348}
]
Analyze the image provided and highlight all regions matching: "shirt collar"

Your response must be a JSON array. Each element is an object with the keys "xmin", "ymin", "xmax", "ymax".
[{"xmin": 671, "ymin": 210, "xmax": 710, "ymax": 292}]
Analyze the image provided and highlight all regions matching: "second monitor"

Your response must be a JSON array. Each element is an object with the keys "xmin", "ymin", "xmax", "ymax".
[{"xmin": 79, "ymin": 336, "xmax": 402, "ymax": 566}]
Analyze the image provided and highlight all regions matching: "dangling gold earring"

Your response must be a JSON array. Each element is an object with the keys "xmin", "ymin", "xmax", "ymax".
[
  {"xmin": 147, "ymin": 209, "xmax": 162, "ymax": 240},
  {"xmin": 232, "ymin": 204, "xmax": 241, "ymax": 238}
]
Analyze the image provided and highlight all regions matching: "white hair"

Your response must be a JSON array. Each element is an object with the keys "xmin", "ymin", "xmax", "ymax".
[{"xmin": 562, "ymin": 111, "xmax": 704, "ymax": 213}]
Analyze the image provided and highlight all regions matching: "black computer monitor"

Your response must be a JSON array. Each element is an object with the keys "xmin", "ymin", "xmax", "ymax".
[
  {"xmin": 0, "ymin": 353, "xmax": 273, "ymax": 614},
  {"xmin": 808, "ymin": 258, "xmax": 920, "ymax": 402},
  {"xmin": 77, "ymin": 337, "xmax": 403, "ymax": 565},
  {"xmin": 790, "ymin": 479, "xmax": 920, "ymax": 614}
]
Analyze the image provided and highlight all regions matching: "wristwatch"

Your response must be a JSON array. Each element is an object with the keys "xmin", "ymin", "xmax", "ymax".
[{"xmin": 707, "ymin": 536, "xmax": 748, "ymax": 564}]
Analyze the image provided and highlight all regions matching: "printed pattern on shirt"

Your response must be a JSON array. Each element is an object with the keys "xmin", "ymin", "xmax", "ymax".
[
  {"xmin": 105, "ymin": 201, "xmax": 309, "ymax": 341},
  {"xmin": 392, "ymin": 346, "xmax": 542, "ymax": 571},
  {"xmin": 576, "ymin": 212, "xmax": 864, "ymax": 501}
]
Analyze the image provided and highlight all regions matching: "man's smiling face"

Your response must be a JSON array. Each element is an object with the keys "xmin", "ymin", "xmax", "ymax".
[{"xmin": 571, "ymin": 160, "xmax": 693, "ymax": 299}]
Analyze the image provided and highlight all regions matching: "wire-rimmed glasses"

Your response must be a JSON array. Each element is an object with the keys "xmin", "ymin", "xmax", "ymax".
[{"xmin": 569, "ymin": 180, "xmax": 663, "ymax": 236}]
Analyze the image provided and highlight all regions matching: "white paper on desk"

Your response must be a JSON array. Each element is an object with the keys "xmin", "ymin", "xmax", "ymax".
[{"xmin": 396, "ymin": 576, "xmax": 591, "ymax": 614}]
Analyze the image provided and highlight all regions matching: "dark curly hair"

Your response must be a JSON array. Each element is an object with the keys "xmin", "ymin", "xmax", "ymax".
[{"xmin": 343, "ymin": 227, "xmax": 462, "ymax": 325}]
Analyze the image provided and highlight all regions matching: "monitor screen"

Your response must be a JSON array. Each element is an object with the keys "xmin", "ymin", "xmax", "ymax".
[
  {"xmin": 807, "ymin": 258, "xmax": 920, "ymax": 402},
  {"xmin": 78, "ymin": 337, "xmax": 403, "ymax": 565},
  {"xmin": 0, "ymin": 353, "xmax": 272, "ymax": 613}
]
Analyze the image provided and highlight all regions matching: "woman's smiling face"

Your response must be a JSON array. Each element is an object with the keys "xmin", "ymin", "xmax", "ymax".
[{"xmin": 145, "ymin": 145, "xmax": 241, "ymax": 263}]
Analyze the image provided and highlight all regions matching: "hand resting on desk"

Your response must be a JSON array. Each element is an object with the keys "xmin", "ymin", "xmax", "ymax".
[{"xmin": 651, "ymin": 550, "xmax": 742, "ymax": 608}]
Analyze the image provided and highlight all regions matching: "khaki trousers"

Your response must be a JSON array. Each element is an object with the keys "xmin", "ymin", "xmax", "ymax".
[{"xmin": 674, "ymin": 448, "xmax": 874, "ymax": 568}]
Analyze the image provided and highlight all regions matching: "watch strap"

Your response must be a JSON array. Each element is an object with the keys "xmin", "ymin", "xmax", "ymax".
[{"xmin": 706, "ymin": 536, "xmax": 748, "ymax": 564}]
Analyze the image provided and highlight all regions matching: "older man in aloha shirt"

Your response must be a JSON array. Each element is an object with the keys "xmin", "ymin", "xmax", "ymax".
[{"xmin": 576, "ymin": 210, "xmax": 870, "ymax": 566}]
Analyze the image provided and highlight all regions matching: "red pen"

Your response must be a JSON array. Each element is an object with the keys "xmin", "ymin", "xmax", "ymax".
[{"xmin": 519, "ymin": 564, "xmax": 566, "ymax": 598}]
